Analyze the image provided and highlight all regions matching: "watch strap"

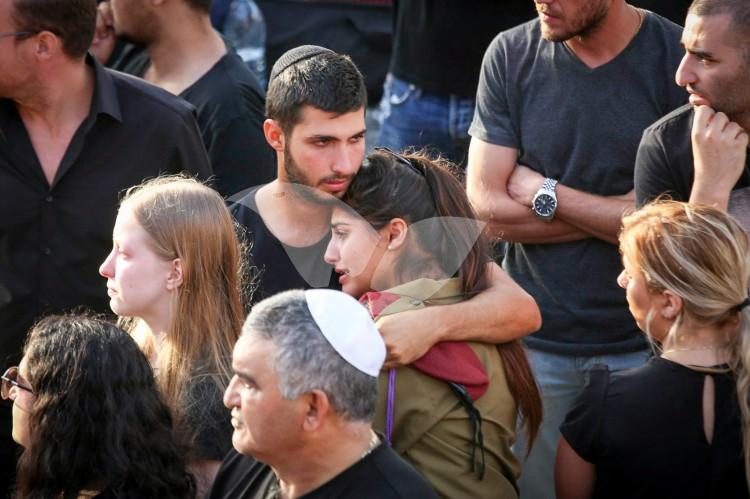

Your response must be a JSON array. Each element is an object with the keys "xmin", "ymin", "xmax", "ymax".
[{"xmin": 542, "ymin": 178, "xmax": 558, "ymax": 192}]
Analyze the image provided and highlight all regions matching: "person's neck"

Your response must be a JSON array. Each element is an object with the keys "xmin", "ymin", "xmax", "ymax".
[
  {"xmin": 564, "ymin": 2, "xmax": 642, "ymax": 69},
  {"xmin": 138, "ymin": 311, "xmax": 172, "ymax": 361},
  {"xmin": 661, "ymin": 323, "xmax": 733, "ymax": 367},
  {"xmin": 15, "ymin": 59, "xmax": 94, "ymax": 134},
  {"xmin": 144, "ymin": 12, "xmax": 226, "ymax": 95},
  {"xmin": 272, "ymin": 424, "xmax": 376, "ymax": 499},
  {"xmin": 257, "ymin": 179, "xmax": 334, "ymax": 246}
]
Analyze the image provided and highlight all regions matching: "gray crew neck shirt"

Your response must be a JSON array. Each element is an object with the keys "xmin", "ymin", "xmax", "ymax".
[{"xmin": 469, "ymin": 12, "xmax": 686, "ymax": 355}]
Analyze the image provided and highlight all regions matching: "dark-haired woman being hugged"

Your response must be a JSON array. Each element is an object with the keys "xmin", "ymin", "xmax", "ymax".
[
  {"xmin": 556, "ymin": 201, "xmax": 750, "ymax": 499},
  {"xmin": 3, "ymin": 315, "xmax": 194, "ymax": 498},
  {"xmin": 324, "ymin": 149, "xmax": 542, "ymax": 498},
  {"xmin": 99, "ymin": 176, "xmax": 245, "ymax": 496}
]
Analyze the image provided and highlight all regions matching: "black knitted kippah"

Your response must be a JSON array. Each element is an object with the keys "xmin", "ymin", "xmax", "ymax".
[{"xmin": 269, "ymin": 45, "xmax": 336, "ymax": 83}]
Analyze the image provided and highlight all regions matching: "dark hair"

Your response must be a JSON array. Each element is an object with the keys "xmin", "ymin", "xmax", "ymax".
[
  {"xmin": 185, "ymin": 0, "xmax": 212, "ymax": 13},
  {"xmin": 342, "ymin": 149, "xmax": 543, "ymax": 450},
  {"xmin": 265, "ymin": 51, "xmax": 367, "ymax": 134},
  {"xmin": 16, "ymin": 315, "xmax": 195, "ymax": 499},
  {"xmin": 690, "ymin": 0, "xmax": 750, "ymax": 62},
  {"xmin": 11, "ymin": 0, "xmax": 96, "ymax": 59}
]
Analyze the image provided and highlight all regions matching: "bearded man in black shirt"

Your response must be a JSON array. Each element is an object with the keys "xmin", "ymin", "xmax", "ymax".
[
  {"xmin": 0, "ymin": 0, "xmax": 211, "ymax": 491},
  {"xmin": 91, "ymin": 0, "xmax": 275, "ymax": 197},
  {"xmin": 635, "ymin": 0, "xmax": 750, "ymax": 218}
]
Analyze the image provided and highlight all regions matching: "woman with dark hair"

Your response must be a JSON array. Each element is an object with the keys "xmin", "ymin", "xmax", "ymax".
[
  {"xmin": 2, "ymin": 314, "xmax": 195, "ymax": 498},
  {"xmin": 324, "ymin": 148, "xmax": 542, "ymax": 498}
]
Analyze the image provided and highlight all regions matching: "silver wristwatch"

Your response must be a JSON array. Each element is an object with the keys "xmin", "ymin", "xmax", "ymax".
[{"xmin": 532, "ymin": 178, "xmax": 558, "ymax": 222}]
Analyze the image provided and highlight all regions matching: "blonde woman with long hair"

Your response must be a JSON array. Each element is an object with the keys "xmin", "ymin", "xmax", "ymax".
[
  {"xmin": 99, "ymin": 176, "xmax": 244, "ymax": 496},
  {"xmin": 556, "ymin": 201, "xmax": 750, "ymax": 499}
]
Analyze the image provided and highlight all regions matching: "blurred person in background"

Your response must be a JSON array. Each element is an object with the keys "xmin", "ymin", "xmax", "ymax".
[
  {"xmin": 92, "ymin": 0, "xmax": 275, "ymax": 197},
  {"xmin": 377, "ymin": 0, "xmax": 535, "ymax": 166}
]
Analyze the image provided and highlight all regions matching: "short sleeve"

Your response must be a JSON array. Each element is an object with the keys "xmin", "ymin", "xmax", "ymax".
[
  {"xmin": 468, "ymin": 34, "xmax": 519, "ymax": 148},
  {"xmin": 559, "ymin": 365, "xmax": 610, "ymax": 463},
  {"xmin": 634, "ymin": 126, "xmax": 685, "ymax": 207}
]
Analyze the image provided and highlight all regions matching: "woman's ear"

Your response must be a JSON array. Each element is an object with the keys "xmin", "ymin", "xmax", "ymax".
[
  {"xmin": 166, "ymin": 258, "xmax": 183, "ymax": 291},
  {"xmin": 660, "ymin": 290, "xmax": 683, "ymax": 320},
  {"xmin": 385, "ymin": 218, "xmax": 409, "ymax": 251}
]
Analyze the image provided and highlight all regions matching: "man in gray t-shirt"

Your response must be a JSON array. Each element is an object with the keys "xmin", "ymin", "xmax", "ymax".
[{"xmin": 467, "ymin": 2, "xmax": 685, "ymax": 497}]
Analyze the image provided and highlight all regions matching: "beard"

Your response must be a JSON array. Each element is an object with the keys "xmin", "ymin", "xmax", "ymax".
[
  {"xmin": 283, "ymin": 145, "xmax": 346, "ymax": 206},
  {"xmin": 539, "ymin": 0, "xmax": 609, "ymax": 42}
]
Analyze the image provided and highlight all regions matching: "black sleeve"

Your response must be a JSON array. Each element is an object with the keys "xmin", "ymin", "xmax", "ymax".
[
  {"xmin": 169, "ymin": 109, "xmax": 214, "ymax": 184},
  {"xmin": 634, "ymin": 127, "xmax": 686, "ymax": 207},
  {"xmin": 207, "ymin": 113, "xmax": 276, "ymax": 198},
  {"xmin": 559, "ymin": 366, "xmax": 610, "ymax": 463}
]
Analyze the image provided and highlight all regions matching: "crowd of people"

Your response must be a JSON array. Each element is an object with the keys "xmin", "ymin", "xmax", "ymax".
[{"xmin": 0, "ymin": 0, "xmax": 749, "ymax": 498}]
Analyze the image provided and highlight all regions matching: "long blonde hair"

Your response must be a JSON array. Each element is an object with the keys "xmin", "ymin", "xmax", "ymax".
[
  {"xmin": 118, "ymin": 176, "xmax": 244, "ymax": 417},
  {"xmin": 619, "ymin": 200, "xmax": 750, "ymax": 486}
]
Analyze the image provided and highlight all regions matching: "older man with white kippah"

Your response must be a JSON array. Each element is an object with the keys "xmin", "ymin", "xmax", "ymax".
[{"xmin": 209, "ymin": 289, "xmax": 437, "ymax": 499}]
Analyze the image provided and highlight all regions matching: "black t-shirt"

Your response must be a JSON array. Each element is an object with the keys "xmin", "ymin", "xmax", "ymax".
[
  {"xmin": 112, "ymin": 44, "xmax": 275, "ymax": 198},
  {"xmin": 182, "ymin": 374, "xmax": 233, "ymax": 461},
  {"xmin": 390, "ymin": 0, "xmax": 536, "ymax": 96},
  {"xmin": 561, "ymin": 357, "xmax": 748, "ymax": 499},
  {"xmin": 208, "ymin": 444, "xmax": 438, "ymax": 499},
  {"xmin": 230, "ymin": 188, "xmax": 339, "ymax": 305},
  {"xmin": 634, "ymin": 104, "xmax": 750, "ymax": 214}
]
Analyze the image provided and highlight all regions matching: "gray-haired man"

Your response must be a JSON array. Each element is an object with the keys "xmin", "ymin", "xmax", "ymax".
[{"xmin": 209, "ymin": 289, "xmax": 436, "ymax": 499}]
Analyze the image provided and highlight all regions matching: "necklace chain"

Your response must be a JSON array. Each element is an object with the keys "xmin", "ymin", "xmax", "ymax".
[{"xmin": 360, "ymin": 430, "xmax": 380, "ymax": 459}]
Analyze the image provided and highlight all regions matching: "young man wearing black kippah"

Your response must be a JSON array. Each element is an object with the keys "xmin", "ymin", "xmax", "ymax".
[{"xmin": 229, "ymin": 45, "xmax": 541, "ymax": 374}]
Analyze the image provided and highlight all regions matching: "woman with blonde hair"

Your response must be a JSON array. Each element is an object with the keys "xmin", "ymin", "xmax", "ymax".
[
  {"xmin": 556, "ymin": 200, "xmax": 750, "ymax": 499},
  {"xmin": 99, "ymin": 176, "xmax": 244, "ymax": 495}
]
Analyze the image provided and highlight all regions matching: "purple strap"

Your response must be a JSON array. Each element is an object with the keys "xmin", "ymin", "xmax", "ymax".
[{"xmin": 385, "ymin": 368, "xmax": 396, "ymax": 446}]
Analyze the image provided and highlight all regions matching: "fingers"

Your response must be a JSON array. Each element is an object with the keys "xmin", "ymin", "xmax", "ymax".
[{"xmin": 692, "ymin": 105, "xmax": 713, "ymax": 135}]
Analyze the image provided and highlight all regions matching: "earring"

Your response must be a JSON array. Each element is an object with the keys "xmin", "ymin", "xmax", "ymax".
[{"xmin": 387, "ymin": 244, "xmax": 393, "ymax": 251}]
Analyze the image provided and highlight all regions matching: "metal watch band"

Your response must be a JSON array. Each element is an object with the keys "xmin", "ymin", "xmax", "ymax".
[{"xmin": 542, "ymin": 178, "xmax": 558, "ymax": 192}]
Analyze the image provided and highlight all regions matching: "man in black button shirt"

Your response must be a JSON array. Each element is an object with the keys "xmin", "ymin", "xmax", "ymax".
[
  {"xmin": 92, "ymin": 0, "xmax": 275, "ymax": 197},
  {"xmin": 210, "ymin": 289, "xmax": 437, "ymax": 499},
  {"xmin": 0, "ymin": 0, "xmax": 211, "ymax": 490}
]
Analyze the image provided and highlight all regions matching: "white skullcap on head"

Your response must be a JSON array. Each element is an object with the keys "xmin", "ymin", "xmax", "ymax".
[{"xmin": 304, "ymin": 289, "xmax": 385, "ymax": 377}]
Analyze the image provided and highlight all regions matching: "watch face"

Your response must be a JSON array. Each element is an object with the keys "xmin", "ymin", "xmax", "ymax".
[{"xmin": 534, "ymin": 194, "xmax": 557, "ymax": 217}]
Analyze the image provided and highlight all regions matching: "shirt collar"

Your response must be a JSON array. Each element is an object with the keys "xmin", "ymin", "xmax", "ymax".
[
  {"xmin": 87, "ymin": 53, "xmax": 122, "ymax": 123},
  {"xmin": 0, "ymin": 54, "xmax": 123, "ymax": 129}
]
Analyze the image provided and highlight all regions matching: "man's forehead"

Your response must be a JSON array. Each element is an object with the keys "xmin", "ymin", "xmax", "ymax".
[
  {"xmin": 294, "ymin": 105, "xmax": 366, "ymax": 136},
  {"xmin": 233, "ymin": 334, "xmax": 274, "ymax": 368},
  {"xmin": 682, "ymin": 12, "xmax": 734, "ymax": 48}
]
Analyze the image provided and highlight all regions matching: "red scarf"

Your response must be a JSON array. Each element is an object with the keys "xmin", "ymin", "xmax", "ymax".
[{"xmin": 360, "ymin": 290, "xmax": 488, "ymax": 400}]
